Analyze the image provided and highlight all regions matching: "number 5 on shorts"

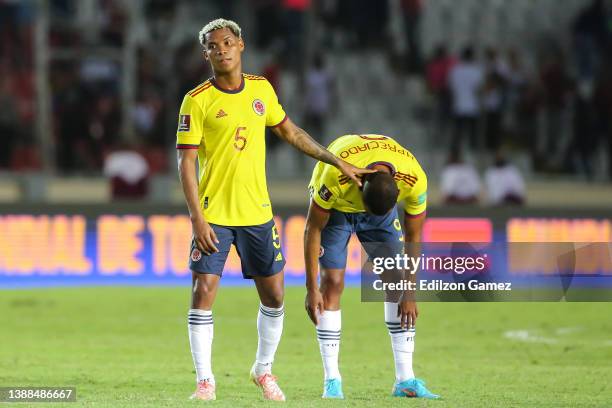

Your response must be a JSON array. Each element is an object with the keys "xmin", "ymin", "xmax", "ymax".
[{"xmin": 272, "ymin": 225, "xmax": 281, "ymax": 249}]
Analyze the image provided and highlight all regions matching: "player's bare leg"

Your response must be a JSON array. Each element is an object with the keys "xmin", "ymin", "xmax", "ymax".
[
  {"xmin": 189, "ymin": 272, "xmax": 220, "ymax": 400},
  {"xmin": 191, "ymin": 272, "xmax": 221, "ymax": 309},
  {"xmin": 320, "ymin": 268, "xmax": 345, "ymax": 310},
  {"xmin": 317, "ymin": 268, "xmax": 345, "ymax": 399},
  {"xmin": 249, "ymin": 271, "xmax": 286, "ymax": 401}
]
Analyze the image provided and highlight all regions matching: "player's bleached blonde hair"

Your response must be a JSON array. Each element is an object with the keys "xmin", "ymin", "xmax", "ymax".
[{"xmin": 198, "ymin": 18, "xmax": 242, "ymax": 46}]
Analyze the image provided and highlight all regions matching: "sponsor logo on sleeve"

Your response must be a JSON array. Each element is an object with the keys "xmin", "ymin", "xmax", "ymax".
[
  {"xmin": 318, "ymin": 185, "xmax": 333, "ymax": 201},
  {"xmin": 417, "ymin": 192, "xmax": 427, "ymax": 205},
  {"xmin": 178, "ymin": 114, "xmax": 191, "ymax": 131}
]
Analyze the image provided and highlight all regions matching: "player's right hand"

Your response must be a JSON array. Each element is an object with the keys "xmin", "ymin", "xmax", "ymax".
[
  {"xmin": 192, "ymin": 218, "xmax": 219, "ymax": 256},
  {"xmin": 305, "ymin": 288, "xmax": 325, "ymax": 325}
]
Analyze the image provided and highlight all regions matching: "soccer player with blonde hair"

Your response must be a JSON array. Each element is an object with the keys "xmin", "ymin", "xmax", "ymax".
[{"xmin": 176, "ymin": 19, "xmax": 373, "ymax": 401}]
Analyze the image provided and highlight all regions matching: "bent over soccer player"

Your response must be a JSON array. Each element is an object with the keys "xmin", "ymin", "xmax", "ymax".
[
  {"xmin": 176, "ymin": 19, "xmax": 372, "ymax": 401},
  {"xmin": 304, "ymin": 134, "xmax": 440, "ymax": 399}
]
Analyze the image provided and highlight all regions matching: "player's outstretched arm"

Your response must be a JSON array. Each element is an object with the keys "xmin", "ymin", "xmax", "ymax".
[
  {"xmin": 177, "ymin": 149, "xmax": 219, "ymax": 255},
  {"xmin": 303, "ymin": 200, "xmax": 331, "ymax": 325},
  {"xmin": 271, "ymin": 118, "xmax": 375, "ymax": 186}
]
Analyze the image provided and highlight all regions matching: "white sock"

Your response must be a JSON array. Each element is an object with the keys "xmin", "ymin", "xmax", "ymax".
[
  {"xmin": 316, "ymin": 309, "xmax": 341, "ymax": 381},
  {"xmin": 384, "ymin": 302, "xmax": 415, "ymax": 382},
  {"xmin": 254, "ymin": 303, "xmax": 284, "ymax": 376},
  {"xmin": 188, "ymin": 309, "xmax": 214, "ymax": 383}
]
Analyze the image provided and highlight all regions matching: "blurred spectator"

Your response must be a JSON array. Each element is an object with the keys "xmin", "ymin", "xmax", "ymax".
[
  {"xmin": 132, "ymin": 90, "xmax": 164, "ymax": 146},
  {"xmin": 281, "ymin": 0, "xmax": 311, "ymax": 70},
  {"xmin": 0, "ymin": 0, "xmax": 33, "ymax": 65},
  {"xmin": 145, "ymin": 0, "xmax": 178, "ymax": 43},
  {"xmin": 572, "ymin": 0, "xmax": 609, "ymax": 82},
  {"xmin": 504, "ymin": 48, "xmax": 528, "ymax": 133},
  {"xmin": 426, "ymin": 45, "xmax": 456, "ymax": 141},
  {"xmin": 484, "ymin": 152, "xmax": 525, "ymax": 205},
  {"xmin": 566, "ymin": 80, "xmax": 598, "ymax": 180},
  {"xmin": 54, "ymin": 65, "xmax": 89, "ymax": 172},
  {"xmin": 254, "ymin": 0, "xmax": 282, "ymax": 49},
  {"xmin": 88, "ymin": 93, "xmax": 121, "ymax": 168},
  {"xmin": 80, "ymin": 58, "xmax": 120, "ymax": 91},
  {"xmin": 303, "ymin": 53, "xmax": 337, "ymax": 142},
  {"xmin": 482, "ymin": 48, "xmax": 506, "ymax": 152},
  {"xmin": 538, "ymin": 51, "xmax": 572, "ymax": 169},
  {"xmin": 103, "ymin": 144, "xmax": 149, "ymax": 199},
  {"xmin": 483, "ymin": 47, "xmax": 509, "ymax": 79},
  {"xmin": 449, "ymin": 46, "xmax": 484, "ymax": 152},
  {"xmin": 0, "ymin": 73, "xmax": 18, "ymax": 168},
  {"xmin": 99, "ymin": 0, "xmax": 127, "ymax": 47},
  {"xmin": 440, "ymin": 149, "xmax": 481, "ymax": 204},
  {"xmin": 174, "ymin": 39, "xmax": 211, "ymax": 97},
  {"xmin": 593, "ymin": 57, "xmax": 612, "ymax": 180},
  {"xmin": 54, "ymin": 58, "xmax": 121, "ymax": 172},
  {"xmin": 335, "ymin": 0, "xmax": 388, "ymax": 49},
  {"xmin": 400, "ymin": 0, "xmax": 423, "ymax": 72}
]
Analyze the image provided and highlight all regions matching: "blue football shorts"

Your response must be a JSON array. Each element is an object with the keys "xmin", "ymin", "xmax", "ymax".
[
  {"xmin": 319, "ymin": 209, "xmax": 404, "ymax": 270},
  {"xmin": 189, "ymin": 218, "xmax": 285, "ymax": 279}
]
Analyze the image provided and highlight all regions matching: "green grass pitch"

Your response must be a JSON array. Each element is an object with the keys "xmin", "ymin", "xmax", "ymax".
[{"xmin": 1, "ymin": 286, "xmax": 611, "ymax": 407}]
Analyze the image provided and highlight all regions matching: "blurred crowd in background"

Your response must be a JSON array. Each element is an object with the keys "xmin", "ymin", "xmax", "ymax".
[{"xmin": 1, "ymin": 0, "xmax": 611, "ymax": 202}]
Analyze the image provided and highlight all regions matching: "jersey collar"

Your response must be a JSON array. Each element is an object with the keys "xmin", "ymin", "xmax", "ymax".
[
  {"xmin": 366, "ymin": 161, "xmax": 397, "ymax": 176},
  {"xmin": 210, "ymin": 75, "xmax": 245, "ymax": 94}
]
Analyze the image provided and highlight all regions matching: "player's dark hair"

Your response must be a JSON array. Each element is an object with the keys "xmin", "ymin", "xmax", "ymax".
[{"xmin": 362, "ymin": 172, "xmax": 399, "ymax": 216}]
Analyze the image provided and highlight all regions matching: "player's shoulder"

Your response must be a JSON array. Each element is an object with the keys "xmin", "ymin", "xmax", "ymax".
[
  {"xmin": 243, "ymin": 73, "xmax": 268, "ymax": 82},
  {"xmin": 244, "ymin": 73, "xmax": 273, "ymax": 91},
  {"xmin": 185, "ymin": 80, "xmax": 213, "ymax": 99}
]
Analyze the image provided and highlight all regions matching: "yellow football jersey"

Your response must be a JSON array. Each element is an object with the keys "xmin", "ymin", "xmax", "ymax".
[
  {"xmin": 176, "ymin": 74, "xmax": 287, "ymax": 226},
  {"xmin": 309, "ymin": 134, "xmax": 427, "ymax": 215}
]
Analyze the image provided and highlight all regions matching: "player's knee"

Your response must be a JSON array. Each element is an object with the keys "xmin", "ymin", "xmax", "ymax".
[
  {"xmin": 322, "ymin": 273, "xmax": 344, "ymax": 293},
  {"xmin": 261, "ymin": 290, "xmax": 284, "ymax": 308},
  {"xmin": 192, "ymin": 276, "xmax": 216, "ymax": 298}
]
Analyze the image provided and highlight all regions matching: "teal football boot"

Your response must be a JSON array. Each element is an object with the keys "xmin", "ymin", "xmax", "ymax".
[
  {"xmin": 392, "ymin": 378, "xmax": 439, "ymax": 399},
  {"xmin": 322, "ymin": 378, "xmax": 344, "ymax": 399}
]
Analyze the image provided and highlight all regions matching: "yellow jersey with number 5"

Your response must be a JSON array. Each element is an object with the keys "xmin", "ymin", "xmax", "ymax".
[
  {"xmin": 309, "ymin": 134, "xmax": 428, "ymax": 216},
  {"xmin": 176, "ymin": 74, "xmax": 287, "ymax": 226}
]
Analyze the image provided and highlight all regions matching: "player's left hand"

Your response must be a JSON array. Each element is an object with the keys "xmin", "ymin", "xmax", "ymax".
[
  {"xmin": 336, "ymin": 159, "xmax": 376, "ymax": 187},
  {"xmin": 397, "ymin": 296, "xmax": 418, "ymax": 329}
]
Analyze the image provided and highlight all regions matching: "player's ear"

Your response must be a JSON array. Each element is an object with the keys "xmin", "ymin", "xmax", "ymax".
[
  {"xmin": 238, "ymin": 38, "xmax": 245, "ymax": 52},
  {"xmin": 202, "ymin": 49, "xmax": 209, "ymax": 61}
]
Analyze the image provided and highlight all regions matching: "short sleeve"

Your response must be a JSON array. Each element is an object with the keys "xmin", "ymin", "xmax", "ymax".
[
  {"xmin": 264, "ymin": 81, "xmax": 287, "ymax": 127},
  {"xmin": 403, "ymin": 172, "xmax": 428, "ymax": 216},
  {"xmin": 176, "ymin": 94, "xmax": 205, "ymax": 148},
  {"xmin": 308, "ymin": 162, "xmax": 340, "ymax": 211}
]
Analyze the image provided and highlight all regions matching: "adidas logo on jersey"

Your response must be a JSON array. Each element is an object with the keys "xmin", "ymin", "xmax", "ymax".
[
  {"xmin": 275, "ymin": 252, "xmax": 283, "ymax": 262},
  {"xmin": 216, "ymin": 109, "xmax": 228, "ymax": 118}
]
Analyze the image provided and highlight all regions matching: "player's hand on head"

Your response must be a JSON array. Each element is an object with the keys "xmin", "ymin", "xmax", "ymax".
[
  {"xmin": 336, "ymin": 159, "xmax": 377, "ymax": 187},
  {"xmin": 305, "ymin": 288, "xmax": 325, "ymax": 325},
  {"xmin": 192, "ymin": 218, "xmax": 219, "ymax": 255},
  {"xmin": 397, "ymin": 295, "xmax": 418, "ymax": 329}
]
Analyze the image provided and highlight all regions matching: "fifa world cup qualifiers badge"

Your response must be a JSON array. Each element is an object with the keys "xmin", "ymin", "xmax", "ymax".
[
  {"xmin": 318, "ymin": 185, "xmax": 333, "ymax": 201},
  {"xmin": 178, "ymin": 114, "xmax": 191, "ymax": 131}
]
